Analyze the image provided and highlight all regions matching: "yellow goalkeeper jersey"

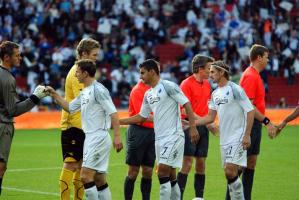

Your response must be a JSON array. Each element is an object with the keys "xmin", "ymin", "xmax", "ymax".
[{"xmin": 61, "ymin": 64, "xmax": 84, "ymax": 130}]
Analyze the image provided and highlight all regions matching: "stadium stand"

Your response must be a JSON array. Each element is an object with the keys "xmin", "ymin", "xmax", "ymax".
[{"xmin": 0, "ymin": 0, "xmax": 298, "ymax": 108}]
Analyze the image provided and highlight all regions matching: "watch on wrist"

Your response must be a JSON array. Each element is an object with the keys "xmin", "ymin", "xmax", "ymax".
[{"xmin": 262, "ymin": 117, "xmax": 270, "ymax": 125}]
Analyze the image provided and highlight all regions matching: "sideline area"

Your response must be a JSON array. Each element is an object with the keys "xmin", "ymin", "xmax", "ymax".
[{"xmin": 15, "ymin": 109, "xmax": 299, "ymax": 130}]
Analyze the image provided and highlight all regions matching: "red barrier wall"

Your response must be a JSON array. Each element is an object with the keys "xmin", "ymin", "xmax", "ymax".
[{"xmin": 14, "ymin": 109, "xmax": 299, "ymax": 130}]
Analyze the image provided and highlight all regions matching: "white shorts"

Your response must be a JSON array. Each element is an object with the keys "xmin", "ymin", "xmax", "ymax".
[
  {"xmin": 155, "ymin": 134, "xmax": 184, "ymax": 168},
  {"xmin": 221, "ymin": 142, "xmax": 247, "ymax": 168},
  {"xmin": 82, "ymin": 131, "xmax": 112, "ymax": 173}
]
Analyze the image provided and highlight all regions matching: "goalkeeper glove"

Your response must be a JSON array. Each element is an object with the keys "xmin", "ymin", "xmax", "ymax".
[{"xmin": 33, "ymin": 85, "xmax": 48, "ymax": 99}]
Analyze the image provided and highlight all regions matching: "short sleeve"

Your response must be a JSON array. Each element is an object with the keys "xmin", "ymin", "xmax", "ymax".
[
  {"xmin": 240, "ymin": 75, "xmax": 257, "ymax": 100},
  {"xmin": 69, "ymin": 95, "xmax": 81, "ymax": 113},
  {"xmin": 208, "ymin": 98, "xmax": 216, "ymax": 110},
  {"xmin": 139, "ymin": 92, "xmax": 151, "ymax": 118},
  {"xmin": 95, "ymin": 88, "xmax": 117, "ymax": 115},
  {"xmin": 163, "ymin": 81, "xmax": 189, "ymax": 106}
]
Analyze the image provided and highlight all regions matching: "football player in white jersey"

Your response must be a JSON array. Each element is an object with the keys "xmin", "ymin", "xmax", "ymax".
[
  {"xmin": 47, "ymin": 59, "xmax": 123, "ymax": 200},
  {"xmin": 120, "ymin": 59, "xmax": 199, "ymax": 200},
  {"xmin": 195, "ymin": 61, "xmax": 255, "ymax": 200}
]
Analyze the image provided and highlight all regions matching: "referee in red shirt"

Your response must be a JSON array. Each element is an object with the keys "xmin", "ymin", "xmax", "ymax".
[
  {"xmin": 177, "ymin": 55, "xmax": 218, "ymax": 200},
  {"xmin": 226, "ymin": 44, "xmax": 277, "ymax": 200},
  {"xmin": 124, "ymin": 80, "xmax": 155, "ymax": 200}
]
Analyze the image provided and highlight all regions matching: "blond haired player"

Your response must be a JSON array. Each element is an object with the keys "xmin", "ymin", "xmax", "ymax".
[{"xmin": 59, "ymin": 38, "xmax": 100, "ymax": 200}]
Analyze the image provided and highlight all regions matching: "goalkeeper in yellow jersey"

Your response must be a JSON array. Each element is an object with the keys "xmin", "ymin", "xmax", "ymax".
[{"xmin": 59, "ymin": 38, "xmax": 100, "ymax": 200}]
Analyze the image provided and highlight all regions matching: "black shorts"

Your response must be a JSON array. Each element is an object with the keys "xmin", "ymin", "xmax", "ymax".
[
  {"xmin": 247, "ymin": 119, "xmax": 262, "ymax": 156},
  {"xmin": 126, "ymin": 124, "xmax": 155, "ymax": 167},
  {"xmin": 61, "ymin": 127, "xmax": 85, "ymax": 162},
  {"xmin": 184, "ymin": 125, "xmax": 209, "ymax": 157}
]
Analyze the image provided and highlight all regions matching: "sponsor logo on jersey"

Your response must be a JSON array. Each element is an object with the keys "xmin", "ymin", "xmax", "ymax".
[
  {"xmin": 148, "ymin": 94, "xmax": 160, "ymax": 104},
  {"xmin": 215, "ymin": 97, "xmax": 228, "ymax": 105}
]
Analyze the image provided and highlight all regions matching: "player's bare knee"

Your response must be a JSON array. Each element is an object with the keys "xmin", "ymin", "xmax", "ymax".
[
  {"xmin": 64, "ymin": 161, "xmax": 80, "ymax": 172},
  {"xmin": 195, "ymin": 158, "xmax": 206, "ymax": 174},
  {"xmin": 181, "ymin": 157, "xmax": 193, "ymax": 174},
  {"xmin": 128, "ymin": 165, "xmax": 140, "ymax": 179},
  {"xmin": 224, "ymin": 165, "xmax": 238, "ymax": 179},
  {"xmin": 141, "ymin": 166, "xmax": 153, "ymax": 179},
  {"xmin": 94, "ymin": 175, "xmax": 106, "ymax": 186},
  {"xmin": 0, "ymin": 162, "xmax": 7, "ymax": 176},
  {"xmin": 80, "ymin": 168, "xmax": 96, "ymax": 184},
  {"xmin": 157, "ymin": 164, "xmax": 171, "ymax": 178},
  {"xmin": 80, "ymin": 175, "xmax": 93, "ymax": 184},
  {"xmin": 247, "ymin": 156, "xmax": 257, "ymax": 169}
]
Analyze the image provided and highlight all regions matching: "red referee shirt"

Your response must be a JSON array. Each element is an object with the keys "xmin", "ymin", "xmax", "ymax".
[
  {"xmin": 129, "ymin": 81, "xmax": 154, "ymax": 128},
  {"xmin": 240, "ymin": 66, "xmax": 266, "ymax": 114},
  {"xmin": 180, "ymin": 75, "xmax": 211, "ymax": 118}
]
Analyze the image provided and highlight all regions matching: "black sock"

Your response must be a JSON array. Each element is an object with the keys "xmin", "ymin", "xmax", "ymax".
[
  {"xmin": 83, "ymin": 182, "xmax": 95, "ymax": 189},
  {"xmin": 97, "ymin": 183, "xmax": 108, "ymax": 191},
  {"xmin": 124, "ymin": 176, "xmax": 136, "ymax": 200},
  {"xmin": 242, "ymin": 168, "xmax": 255, "ymax": 200},
  {"xmin": 0, "ymin": 178, "xmax": 2, "ymax": 195},
  {"xmin": 194, "ymin": 173, "xmax": 205, "ymax": 198},
  {"xmin": 140, "ymin": 177, "xmax": 152, "ymax": 200},
  {"xmin": 177, "ymin": 172, "xmax": 188, "ymax": 200},
  {"xmin": 171, "ymin": 180, "xmax": 177, "ymax": 187}
]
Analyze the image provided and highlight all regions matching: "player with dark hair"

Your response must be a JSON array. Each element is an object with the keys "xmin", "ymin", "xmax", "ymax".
[
  {"xmin": 177, "ymin": 54, "xmax": 218, "ymax": 200},
  {"xmin": 47, "ymin": 59, "xmax": 123, "ymax": 200},
  {"xmin": 120, "ymin": 59, "xmax": 199, "ymax": 200},
  {"xmin": 124, "ymin": 80, "xmax": 155, "ymax": 200},
  {"xmin": 0, "ymin": 41, "xmax": 47, "ymax": 195}
]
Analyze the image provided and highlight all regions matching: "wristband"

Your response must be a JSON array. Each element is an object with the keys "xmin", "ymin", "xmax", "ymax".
[
  {"xmin": 29, "ymin": 94, "xmax": 40, "ymax": 104},
  {"xmin": 262, "ymin": 117, "xmax": 270, "ymax": 125}
]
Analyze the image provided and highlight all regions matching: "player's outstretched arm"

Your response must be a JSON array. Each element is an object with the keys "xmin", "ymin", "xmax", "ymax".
[
  {"xmin": 243, "ymin": 109, "xmax": 255, "ymax": 150},
  {"xmin": 111, "ymin": 112, "xmax": 123, "ymax": 153},
  {"xmin": 119, "ymin": 114, "xmax": 147, "ymax": 125},
  {"xmin": 206, "ymin": 123, "xmax": 219, "ymax": 136},
  {"xmin": 252, "ymin": 106, "xmax": 277, "ymax": 139},
  {"xmin": 195, "ymin": 109, "xmax": 217, "ymax": 126},
  {"xmin": 184, "ymin": 102, "xmax": 199, "ymax": 144},
  {"xmin": 46, "ymin": 86, "xmax": 70, "ymax": 112},
  {"xmin": 277, "ymin": 106, "xmax": 299, "ymax": 132}
]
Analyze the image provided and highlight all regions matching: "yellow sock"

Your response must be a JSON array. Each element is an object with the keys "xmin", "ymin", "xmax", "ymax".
[
  {"xmin": 59, "ymin": 168, "xmax": 73, "ymax": 200},
  {"xmin": 73, "ymin": 169, "xmax": 84, "ymax": 200}
]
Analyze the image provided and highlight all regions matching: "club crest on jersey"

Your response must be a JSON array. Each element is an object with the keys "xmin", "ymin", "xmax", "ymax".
[{"xmin": 215, "ymin": 97, "xmax": 228, "ymax": 105}]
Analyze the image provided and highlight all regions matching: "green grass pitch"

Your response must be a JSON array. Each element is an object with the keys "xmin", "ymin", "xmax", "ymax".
[{"xmin": 1, "ymin": 126, "xmax": 299, "ymax": 199}]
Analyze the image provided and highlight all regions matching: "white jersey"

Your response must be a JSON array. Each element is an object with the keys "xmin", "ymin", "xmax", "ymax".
[
  {"xmin": 69, "ymin": 80, "xmax": 117, "ymax": 134},
  {"xmin": 140, "ymin": 79, "xmax": 189, "ymax": 140},
  {"xmin": 209, "ymin": 81, "xmax": 254, "ymax": 146}
]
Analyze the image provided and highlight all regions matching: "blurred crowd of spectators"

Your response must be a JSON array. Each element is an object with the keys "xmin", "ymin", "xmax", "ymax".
[{"xmin": 0, "ymin": 0, "xmax": 298, "ymax": 109}]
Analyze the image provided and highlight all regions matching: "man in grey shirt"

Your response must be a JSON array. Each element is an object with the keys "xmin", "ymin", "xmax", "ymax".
[{"xmin": 0, "ymin": 41, "xmax": 47, "ymax": 195}]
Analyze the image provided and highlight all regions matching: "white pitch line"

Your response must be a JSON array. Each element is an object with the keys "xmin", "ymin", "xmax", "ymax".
[
  {"xmin": 7, "ymin": 167, "xmax": 60, "ymax": 172},
  {"xmin": 7, "ymin": 163, "xmax": 123, "ymax": 172},
  {"xmin": 3, "ymin": 186, "xmax": 60, "ymax": 196}
]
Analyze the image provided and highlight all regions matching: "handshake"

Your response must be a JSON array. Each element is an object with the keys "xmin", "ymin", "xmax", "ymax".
[{"xmin": 32, "ymin": 85, "xmax": 56, "ymax": 99}]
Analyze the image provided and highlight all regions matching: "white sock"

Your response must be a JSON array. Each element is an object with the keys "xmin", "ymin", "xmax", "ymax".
[
  {"xmin": 98, "ymin": 186, "xmax": 112, "ymax": 200},
  {"xmin": 160, "ymin": 181, "xmax": 171, "ymax": 200},
  {"xmin": 228, "ymin": 177, "xmax": 244, "ymax": 200},
  {"xmin": 170, "ymin": 182, "xmax": 181, "ymax": 200},
  {"xmin": 85, "ymin": 185, "xmax": 98, "ymax": 200}
]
